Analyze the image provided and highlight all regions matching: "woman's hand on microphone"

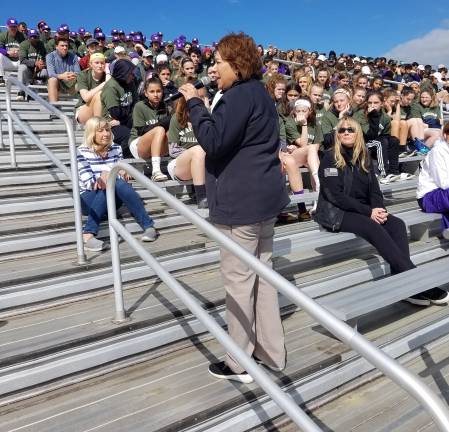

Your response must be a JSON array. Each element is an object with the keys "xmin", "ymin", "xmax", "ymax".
[{"xmin": 178, "ymin": 83, "xmax": 200, "ymax": 101}]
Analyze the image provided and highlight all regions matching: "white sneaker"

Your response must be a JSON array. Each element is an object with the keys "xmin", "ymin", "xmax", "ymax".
[
  {"xmin": 399, "ymin": 172, "xmax": 415, "ymax": 181},
  {"xmin": 379, "ymin": 174, "xmax": 400, "ymax": 184}
]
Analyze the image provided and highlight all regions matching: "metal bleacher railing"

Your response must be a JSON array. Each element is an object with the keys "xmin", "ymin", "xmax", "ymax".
[
  {"xmin": 106, "ymin": 161, "xmax": 449, "ymax": 432},
  {"xmin": 1, "ymin": 76, "xmax": 87, "ymax": 264}
]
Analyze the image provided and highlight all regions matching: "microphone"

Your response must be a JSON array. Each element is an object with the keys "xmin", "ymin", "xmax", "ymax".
[{"xmin": 164, "ymin": 76, "xmax": 211, "ymax": 103}]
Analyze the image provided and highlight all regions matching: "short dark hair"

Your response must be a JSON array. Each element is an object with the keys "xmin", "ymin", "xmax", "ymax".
[
  {"xmin": 217, "ymin": 32, "xmax": 262, "ymax": 80},
  {"xmin": 144, "ymin": 76, "xmax": 163, "ymax": 92},
  {"xmin": 55, "ymin": 36, "xmax": 69, "ymax": 46},
  {"xmin": 189, "ymin": 47, "xmax": 201, "ymax": 57}
]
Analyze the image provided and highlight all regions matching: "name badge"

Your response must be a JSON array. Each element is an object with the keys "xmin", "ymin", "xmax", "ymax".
[{"xmin": 324, "ymin": 168, "xmax": 338, "ymax": 177}]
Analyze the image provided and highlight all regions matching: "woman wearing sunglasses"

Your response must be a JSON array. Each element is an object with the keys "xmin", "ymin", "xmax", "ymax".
[{"xmin": 314, "ymin": 117, "xmax": 449, "ymax": 306}]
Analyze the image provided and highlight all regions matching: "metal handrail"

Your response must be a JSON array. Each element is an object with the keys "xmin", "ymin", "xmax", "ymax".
[
  {"xmin": 107, "ymin": 161, "xmax": 449, "ymax": 432},
  {"xmin": 106, "ymin": 164, "xmax": 322, "ymax": 432},
  {"xmin": 3, "ymin": 76, "xmax": 87, "ymax": 265}
]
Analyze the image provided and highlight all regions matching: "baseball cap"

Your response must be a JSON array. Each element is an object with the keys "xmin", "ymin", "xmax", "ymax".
[
  {"xmin": 90, "ymin": 52, "xmax": 105, "ymax": 62},
  {"xmin": 165, "ymin": 40, "xmax": 174, "ymax": 46},
  {"xmin": 142, "ymin": 49, "xmax": 154, "ymax": 57},
  {"xmin": 28, "ymin": 29, "xmax": 39, "ymax": 38},
  {"xmin": 93, "ymin": 26, "xmax": 103, "ymax": 34},
  {"xmin": 111, "ymin": 28, "xmax": 119, "ymax": 35},
  {"xmin": 438, "ymin": 64, "xmax": 446, "ymax": 70},
  {"xmin": 417, "ymin": 64, "xmax": 425, "ymax": 71},
  {"xmin": 78, "ymin": 27, "xmax": 86, "ymax": 35},
  {"xmin": 95, "ymin": 32, "xmax": 106, "ymax": 41},
  {"xmin": 114, "ymin": 46, "xmax": 126, "ymax": 54},
  {"xmin": 112, "ymin": 36, "xmax": 120, "ymax": 42},
  {"xmin": 42, "ymin": 24, "xmax": 51, "ymax": 32},
  {"xmin": 361, "ymin": 65, "xmax": 371, "ymax": 75},
  {"xmin": 86, "ymin": 38, "xmax": 99, "ymax": 47},
  {"xmin": 317, "ymin": 54, "xmax": 327, "ymax": 61},
  {"xmin": 57, "ymin": 26, "xmax": 68, "ymax": 33},
  {"xmin": 156, "ymin": 53, "xmax": 168, "ymax": 63},
  {"xmin": 6, "ymin": 18, "xmax": 18, "ymax": 27}
]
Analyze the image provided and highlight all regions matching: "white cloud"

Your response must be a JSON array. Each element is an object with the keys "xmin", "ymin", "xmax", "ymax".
[{"xmin": 384, "ymin": 28, "xmax": 449, "ymax": 67}]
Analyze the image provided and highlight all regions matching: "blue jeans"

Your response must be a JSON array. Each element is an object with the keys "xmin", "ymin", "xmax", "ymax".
[{"xmin": 80, "ymin": 179, "xmax": 154, "ymax": 235}]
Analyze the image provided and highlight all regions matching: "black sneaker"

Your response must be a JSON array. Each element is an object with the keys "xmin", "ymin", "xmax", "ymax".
[
  {"xmin": 16, "ymin": 91, "xmax": 26, "ymax": 101},
  {"xmin": 0, "ymin": 77, "xmax": 5, "ymax": 87},
  {"xmin": 253, "ymin": 355, "xmax": 285, "ymax": 372},
  {"xmin": 208, "ymin": 361, "xmax": 254, "ymax": 384},
  {"xmin": 406, "ymin": 288, "xmax": 449, "ymax": 306}
]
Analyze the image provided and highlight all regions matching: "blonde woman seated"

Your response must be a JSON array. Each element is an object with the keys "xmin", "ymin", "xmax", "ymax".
[
  {"xmin": 77, "ymin": 117, "xmax": 158, "ymax": 252},
  {"xmin": 315, "ymin": 117, "xmax": 448, "ymax": 306},
  {"xmin": 167, "ymin": 80, "xmax": 208, "ymax": 209}
]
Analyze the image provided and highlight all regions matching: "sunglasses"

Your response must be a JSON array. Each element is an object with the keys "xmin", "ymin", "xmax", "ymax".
[{"xmin": 337, "ymin": 127, "xmax": 356, "ymax": 134}]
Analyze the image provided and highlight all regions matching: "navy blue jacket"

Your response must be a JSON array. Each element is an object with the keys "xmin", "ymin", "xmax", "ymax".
[{"xmin": 186, "ymin": 78, "xmax": 289, "ymax": 225}]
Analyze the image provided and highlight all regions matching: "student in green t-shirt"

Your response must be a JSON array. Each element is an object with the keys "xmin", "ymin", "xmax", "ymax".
[
  {"xmin": 167, "ymin": 78, "xmax": 208, "ymax": 209},
  {"xmin": 128, "ymin": 77, "xmax": 170, "ymax": 181},
  {"xmin": 282, "ymin": 97, "xmax": 322, "ymax": 214},
  {"xmin": 308, "ymin": 83, "xmax": 326, "ymax": 125},
  {"xmin": 265, "ymin": 74, "xmax": 312, "ymax": 221},
  {"xmin": 75, "ymin": 53, "xmax": 108, "ymax": 124},
  {"xmin": 410, "ymin": 89, "xmax": 442, "ymax": 148}
]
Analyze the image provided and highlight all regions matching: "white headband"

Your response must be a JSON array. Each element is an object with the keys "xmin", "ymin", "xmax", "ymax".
[
  {"xmin": 333, "ymin": 88, "xmax": 351, "ymax": 99},
  {"xmin": 294, "ymin": 99, "xmax": 312, "ymax": 109}
]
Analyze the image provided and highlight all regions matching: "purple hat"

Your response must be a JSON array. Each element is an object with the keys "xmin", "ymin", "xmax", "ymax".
[
  {"xmin": 6, "ymin": 18, "xmax": 18, "ymax": 27},
  {"xmin": 133, "ymin": 34, "xmax": 142, "ymax": 43},
  {"xmin": 28, "ymin": 29, "xmax": 39, "ymax": 38},
  {"xmin": 129, "ymin": 31, "xmax": 135, "ymax": 36},
  {"xmin": 93, "ymin": 26, "xmax": 102, "ymax": 34},
  {"xmin": 111, "ymin": 28, "xmax": 119, "ymax": 35},
  {"xmin": 42, "ymin": 24, "xmax": 51, "ymax": 32},
  {"xmin": 37, "ymin": 20, "xmax": 47, "ymax": 29},
  {"xmin": 57, "ymin": 26, "xmax": 68, "ymax": 34},
  {"xmin": 59, "ymin": 23, "xmax": 69, "ymax": 32},
  {"xmin": 118, "ymin": 29, "xmax": 125, "ymax": 35},
  {"xmin": 150, "ymin": 33, "xmax": 159, "ymax": 42},
  {"xmin": 69, "ymin": 31, "xmax": 77, "ymax": 39},
  {"xmin": 175, "ymin": 40, "xmax": 185, "ymax": 50},
  {"xmin": 192, "ymin": 38, "xmax": 199, "ymax": 45},
  {"xmin": 178, "ymin": 34, "xmax": 186, "ymax": 41},
  {"xmin": 125, "ymin": 35, "xmax": 133, "ymax": 42},
  {"xmin": 112, "ymin": 36, "xmax": 120, "ymax": 42},
  {"xmin": 95, "ymin": 32, "xmax": 106, "ymax": 41},
  {"xmin": 78, "ymin": 27, "xmax": 86, "ymax": 35},
  {"xmin": 128, "ymin": 51, "xmax": 139, "ymax": 59}
]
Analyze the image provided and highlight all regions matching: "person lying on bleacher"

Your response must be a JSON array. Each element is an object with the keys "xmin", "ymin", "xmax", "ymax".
[
  {"xmin": 75, "ymin": 53, "xmax": 108, "ymax": 125},
  {"xmin": 417, "ymin": 122, "xmax": 449, "ymax": 242},
  {"xmin": 17, "ymin": 29, "xmax": 48, "ymax": 101},
  {"xmin": 167, "ymin": 77, "xmax": 207, "ymax": 209},
  {"xmin": 77, "ymin": 116, "xmax": 158, "ymax": 252},
  {"xmin": 128, "ymin": 76, "xmax": 170, "ymax": 181},
  {"xmin": 315, "ymin": 117, "xmax": 449, "ymax": 306}
]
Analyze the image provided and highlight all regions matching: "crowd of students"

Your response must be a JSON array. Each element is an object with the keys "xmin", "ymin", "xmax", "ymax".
[{"xmin": 1, "ymin": 18, "xmax": 449, "ymax": 250}]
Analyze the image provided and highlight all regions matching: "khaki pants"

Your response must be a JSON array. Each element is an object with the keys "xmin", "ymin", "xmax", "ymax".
[{"xmin": 216, "ymin": 218, "xmax": 286, "ymax": 373}]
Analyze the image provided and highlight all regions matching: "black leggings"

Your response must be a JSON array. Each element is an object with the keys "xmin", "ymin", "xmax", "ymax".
[{"xmin": 340, "ymin": 212, "xmax": 415, "ymax": 274}]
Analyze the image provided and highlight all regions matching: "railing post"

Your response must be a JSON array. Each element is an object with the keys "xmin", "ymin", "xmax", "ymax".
[
  {"xmin": 106, "ymin": 174, "xmax": 127, "ymax": 323},
  {"xmin": 0, "ymin": 111, "xmax": 4, "ymax": 150},
  {"xmin": 63, "ymin": 113, "xmax": 87, "ymax": 265},
  {"xmin": 5, "ymin": 80, "xmax": 16, "ymax": 168},
  {"xmin": 5, "ymin": 76, "xmax": 87, "ymax": 265}
]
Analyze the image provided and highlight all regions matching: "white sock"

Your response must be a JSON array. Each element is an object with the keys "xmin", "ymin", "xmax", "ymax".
[
  {"xmin": 312, "ymin": 171, "xmax": 320, "ymax": 193},
  {"xmin": 151, "ymin": 157, "xmax": 161, "ymax": 174}
]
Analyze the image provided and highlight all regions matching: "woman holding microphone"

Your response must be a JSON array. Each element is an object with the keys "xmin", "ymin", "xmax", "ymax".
[{"xmin": 179, "ymin": 32, "xmax": 289, "ymax": 383}]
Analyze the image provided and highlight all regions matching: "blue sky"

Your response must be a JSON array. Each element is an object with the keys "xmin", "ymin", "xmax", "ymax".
[{"xmin": 3, "ymin": 0, "xmax": 449, "ymax": 64}]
